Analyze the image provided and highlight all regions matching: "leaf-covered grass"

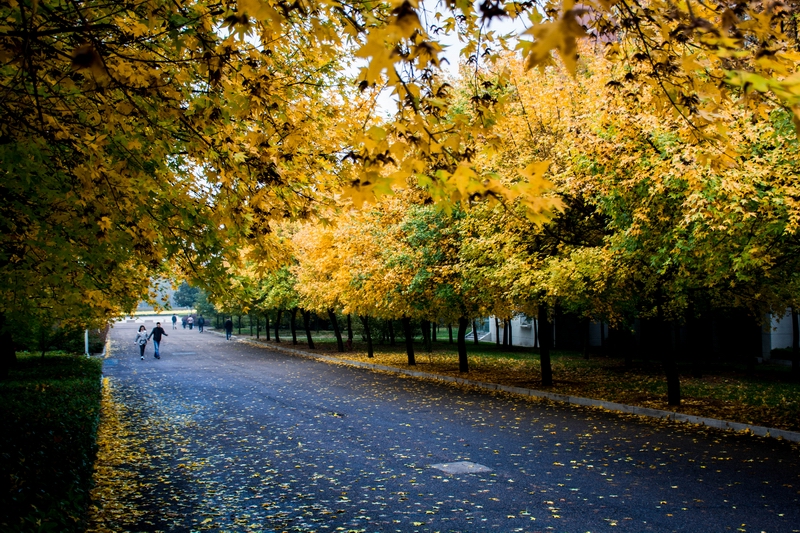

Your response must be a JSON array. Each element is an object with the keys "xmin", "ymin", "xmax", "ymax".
[
  {"xmin": 1, "ymin": 352, "xmax": 103, "ymax": 532},
  {"xmin": 242, "ymin": 333, "xmax": 800, "ymax": 433}
]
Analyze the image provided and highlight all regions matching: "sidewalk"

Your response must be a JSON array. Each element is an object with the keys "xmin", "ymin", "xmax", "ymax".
[{"xmin": 234, "ymin": 334, "xmax": 800, "ymax": 444}]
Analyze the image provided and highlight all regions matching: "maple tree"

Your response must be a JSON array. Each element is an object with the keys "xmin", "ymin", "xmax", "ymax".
[
  {"xmin": 472, "ymin": 43, "xmax": 800, "ymax": 399},
  {"xmin": 291, "ymin": 193, "xmax": 491, "ymax": 367},
  {"xmin": 3, "ymin": 0, "xmax": 799, "ymax": 386},
  {"xmin": 0, "ymin": 0, "xmax": 362, "ymax": 374}
]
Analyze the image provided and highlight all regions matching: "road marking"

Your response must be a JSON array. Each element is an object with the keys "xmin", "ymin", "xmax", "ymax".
[{"xmin": 430, "ymin": 461, "xmax": 491, "ymax": 474}]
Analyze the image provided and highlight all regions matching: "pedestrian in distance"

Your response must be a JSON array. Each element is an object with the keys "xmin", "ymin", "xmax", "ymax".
[
  {"xmin": 198, "ymin": 315, "xmax": 205, "ymax": 333},
  {"xmin": 171, "ymin": 314, "xmax": 177, "ymax": 329},
  {"xmin": 188, "ymin": 315, "xmax": 194, "ymax": 330},
  {"xmin": 147, "ymin": 322, "xmax": 168, "ymax": 359},
  {"xmin": 181, "ymin": 315, "xmax": 187, "ymax": 329},
  {"xmin": 224, "ymin": 317, "xmax": 233, "ymax": 340},
  {"xmin": 135, "ymin": 325, "xmax": 148, "ymax": 360}
]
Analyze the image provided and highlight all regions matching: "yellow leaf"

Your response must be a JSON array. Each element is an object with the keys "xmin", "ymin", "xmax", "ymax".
[
  {"xmin": 519, "ymin": 160, "xmax": 551, "ymax": 183},
  {"xmin": 522, "ymin": 9, "xmax": 585, "ymax": 75}
]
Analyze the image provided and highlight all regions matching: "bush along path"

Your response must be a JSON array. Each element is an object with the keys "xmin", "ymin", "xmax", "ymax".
[
  {"xmin": 0, "ymin": 353, "xmax": 103, "ymax": 532},
  {"xmin": 91, "ymin": 320, "xmax": 800, "ymax": 532}
]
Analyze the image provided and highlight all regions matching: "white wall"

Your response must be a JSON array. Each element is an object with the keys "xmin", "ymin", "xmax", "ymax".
[
  {"xmin": 488, "ymin": 316, "xmax": 537, "ymax": 347},
  {"xmin": 771, "ymin": 311, "xmax": 794, "ymax": 351}
]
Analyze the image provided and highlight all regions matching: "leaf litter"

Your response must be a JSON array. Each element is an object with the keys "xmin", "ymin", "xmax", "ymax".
[{"xmin": 87, "ymin": 334, "xmax": 800, "ymax": 532}]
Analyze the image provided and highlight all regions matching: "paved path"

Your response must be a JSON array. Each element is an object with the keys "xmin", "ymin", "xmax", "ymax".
[{"xmin": 97, "ymin": 320, "xmax": 800, "ymax": 532}]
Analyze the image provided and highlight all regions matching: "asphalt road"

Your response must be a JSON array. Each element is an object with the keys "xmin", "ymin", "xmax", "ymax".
[{"xmin": 97, "ymin": 320, "xmax": 800, "ymax": 533}]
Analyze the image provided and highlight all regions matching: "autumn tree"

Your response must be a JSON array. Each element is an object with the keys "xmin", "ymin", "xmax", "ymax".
[{"xmin": 4, "ymin": 0, "xmax": 800, "ymax": 383}]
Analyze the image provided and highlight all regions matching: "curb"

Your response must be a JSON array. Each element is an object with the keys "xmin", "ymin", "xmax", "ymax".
[{"xmin": 239, "ymin": 339, "xmax": 800, "ymax": 444}]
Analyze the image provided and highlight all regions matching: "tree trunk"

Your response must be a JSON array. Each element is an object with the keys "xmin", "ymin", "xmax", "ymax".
[
  {"xmin": 402, "ymin": 316, "xmax": 416, "ymax": 365},
  {"xmin": 747, "ymin": 321, "xmax": 758, "ymax": 374},
  {"xmin": 600, "ymin": 321, "xmax": 606, "ymax": 353},
  {"xmin": 275, "ymin": 310, "xmax": 282, "ymax": 342},
  {"xmin": 421, "ymin": 319, "xmax": 432, "ymax": 352},
  {"xmin": 495, "ymin": 317, "xmax": 501, "ymax": 345},
  {"xmin": 538, "ymin": 305, "xmax": 553, "ymax": 386},
  {"xmin": 327, "ymin": 309, "xmax": 344, "ymax": 352},
  {"xmin": 508, "ymin": 318, "xmax": 513, "ymax": 347},
  {"xmin": 249, "ymin": 314, "xmax": 253, "ymax": 336},
  {"xmin": 238, "ymin": 315, "xmax": 242, "ymax": 334},
  {"xmin": 39, "ymin": 324, "xmax": 49, "ymax": 358},
  {"xmin": 265, "ymin": 313, "xmax": 271, "ymax": 341},
  {"xmin": 457, "ymin": 316, "xmax": 469, "ymax": 373},
  {"xmin": 432, "ymin": 322, "xmax": 437, "ymax": 343},
  {"xmin": 582, "ymin": 317, "xmax": 590, "ymax": 359},
  {"xmin": 688, "ymin": 303, "xmax": 702, "ymax": 379},
  {"xmin": 533, "ymin": 318, "xmax": 538, "ymax": 349},
  {"xmin": 388, "ymin": 320, "xmax": 395, "ymax": 345},
  {"xmin": 501, "ymin": 319, "xmax": 508, "ymax": 346},
  {"xmin": 658, "ymin": 306, "xmax": 680, "ymax": 406},
  {"xmin": 792, "ymin": 307, "xmax": 799, "ymax": 379},
  {"xmin": 256, "ymin": 314, "xmax": 260, "ymax": 340},
  {"xmin": 472, "ymin": 320, "xmax": 479, "ymax": 344},
  {"xmin": 302, "ymin": 310, "xmax": 315, "ymax": 349},
  {"xmin": 290, "ymin": 308, "xmax": 298, "ymax": 345},
  {"xmin": 360, "ymin": 315, "xmax": 374, "ymax": 358},
  {"xmin": 448, "ymin": 324, "xmax": 453, "ymax": 344},
  {"xmin": 347, "ymin": 314, "xmax": 353, "ymax": 342}
]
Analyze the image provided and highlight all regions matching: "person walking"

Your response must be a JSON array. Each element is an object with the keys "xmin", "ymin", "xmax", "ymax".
[
  {"xmin": 135, "ymin": 325, "xmax": 148, "ymax": 360},
  {"xmin": 147, "ymin": 322, "xmax": 168, "ymax": 359},
  {"xmin": 198, "ymin": 315, "xmax": 205, "ymax": 333},
  {"xmin": 171, "ymin": 314, "xmax": 178, "ymax": 329},
  {"xmin": 187, "ymin": 315, "xmax": 194, "ymax": 330},
  {"xmin": 181, "ymin": 315, "xmax": 187, "ymax": 329},
  {"xmin": 224, "ymin": 317, "xmax": 233, "ymax": 340}
]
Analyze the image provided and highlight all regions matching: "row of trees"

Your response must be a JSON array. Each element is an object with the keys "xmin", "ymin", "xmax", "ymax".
[
  {"xmin": 3, "ymin": 0, "xmax": 800, "ymax": 389},
  {"xmin": 201, "ymin": 45, "xmax": 800, "ymax": 405}
]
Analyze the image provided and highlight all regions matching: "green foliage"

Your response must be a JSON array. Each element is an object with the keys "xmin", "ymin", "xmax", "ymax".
[
  {"xmin": 0, "ymin": 353, "xmax": 103, "ymax": 532},
  {"xmin": 173, "ymin": 281, "xmax": 200, "ymax": 308},
  {"xmin": 6, "ymin": 315, "xmax": 106, "ymax": 355},
  {"xmin": 194, "ymin": 289, "xmax": 217, "ymax": 317}
]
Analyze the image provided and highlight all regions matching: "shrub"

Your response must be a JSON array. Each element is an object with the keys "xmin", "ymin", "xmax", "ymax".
[{"xmin": 0, "ymin": 353, "xmax": 103, "ymax": 532}]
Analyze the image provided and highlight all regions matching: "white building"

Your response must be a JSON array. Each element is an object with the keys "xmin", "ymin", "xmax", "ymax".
[{"xmin": 480, "ymin": 311, "xmax": 795, "ymax": 360}]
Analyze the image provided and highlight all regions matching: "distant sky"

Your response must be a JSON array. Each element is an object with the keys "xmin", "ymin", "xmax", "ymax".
[{"xmin": 371, "ymin": 3, "xmax": 530, "ymax": 115}]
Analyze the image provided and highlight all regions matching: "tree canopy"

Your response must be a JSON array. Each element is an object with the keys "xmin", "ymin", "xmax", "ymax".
[{"xmin": 3, "ymin": 0, "xmax": 800, "ymax": 380}]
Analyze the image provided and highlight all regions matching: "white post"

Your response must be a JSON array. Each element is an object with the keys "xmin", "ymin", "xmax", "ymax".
[{"xmin": 85, "ymin": 329, "xmax": 90, "ymax": 356}]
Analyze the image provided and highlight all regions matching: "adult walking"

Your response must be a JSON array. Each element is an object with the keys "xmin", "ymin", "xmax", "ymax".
[
  {"xmin": 171, "ymin": 314, "xmax": 178, "ymax": 329},
  {"xmin": 224, "ymin": 317, "xmax": 233, "ymax": 340},
  {"xmin": 188, "ymin": 315, "xmax": 194, "ymax": 330},
  {"xmin": 147, "ymin": 322, "xmax": 168, "ymax": 359},
  {"xmin": 181, "ymin": 315, "xmax": 187, "ymax": 329},
  {"xmin": 135, "ymin": 325, "xmax": 148, "ymax": 360},
  {"xmin": 198, "ymin": 315, "xmax": 205, "ymax": 333}
]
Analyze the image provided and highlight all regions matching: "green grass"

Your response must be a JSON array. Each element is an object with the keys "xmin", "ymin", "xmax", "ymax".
[
  {"xmin": 1, "ymin": 352, "xmax": 103, "ymax": 532},
  {"xmin": 241, "ymin": 333, "xmax": 800, "ymax": 432}
]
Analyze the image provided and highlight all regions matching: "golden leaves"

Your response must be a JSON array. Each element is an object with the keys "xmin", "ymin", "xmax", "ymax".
[
  {"xmin": 520, "ymin": 1, "xmax": 586, "ymax": 75},
  {"xmin": 86, "ymin": 379, "xmax": 149, "ymax": 532},
  {"xmin": 71, "ymin": 43, "xmax": 107, "ymax": 79}
]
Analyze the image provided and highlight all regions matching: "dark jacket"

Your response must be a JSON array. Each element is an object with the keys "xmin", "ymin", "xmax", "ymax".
[
  {"xmin": 149, "ymin": 326, "xmax": 168, "ymax": 342},
  {"xmin": 224, "ymin": 319, "xmax": 233, "ymax": 332}
]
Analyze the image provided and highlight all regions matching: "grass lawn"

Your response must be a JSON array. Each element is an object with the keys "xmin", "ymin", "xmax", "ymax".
[
  {"xmin": 0, "ymin": 352, "xmax": 103, "ymax": 532},
  {"xmin": 234, "ymin": 330, "xmax": 800, "ymax": 433}
]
